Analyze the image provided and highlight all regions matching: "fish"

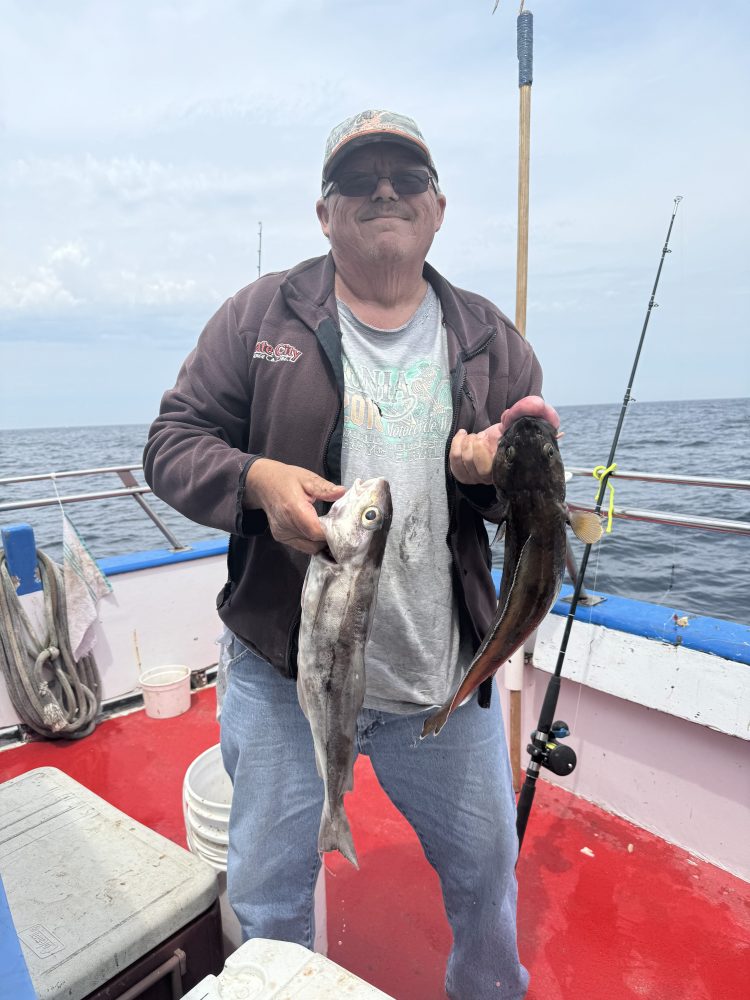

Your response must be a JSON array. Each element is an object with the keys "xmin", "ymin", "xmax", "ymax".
[
  {"xmin": 421, "ymin": 414, "xmax": 601, "ymax": 739},
  {"xmin": 297, "ymin": 477, "xmax": 393, "ymax": 867}
]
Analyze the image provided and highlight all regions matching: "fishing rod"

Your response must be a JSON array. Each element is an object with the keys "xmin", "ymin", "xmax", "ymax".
[{"xmin": 515, "ymin": 195, "xmax": 683, "ymax": 850}]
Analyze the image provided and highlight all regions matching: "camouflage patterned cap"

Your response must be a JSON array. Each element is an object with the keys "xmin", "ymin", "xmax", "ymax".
[{"xmin": 321, "ymin": 110, "xmax": 438, "ymax": 191}]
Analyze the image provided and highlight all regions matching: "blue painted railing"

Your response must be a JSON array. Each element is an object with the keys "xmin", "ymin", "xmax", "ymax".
[
  {"xmin": 490, "ymin": 569, "xmax": 749, "ymax": 666},
  {"xmin": 3, "ymin": 525, "xmax": 748, "ymax": 667}
]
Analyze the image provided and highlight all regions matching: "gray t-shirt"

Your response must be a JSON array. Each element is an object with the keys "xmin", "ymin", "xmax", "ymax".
[{"xmin": 338, "ymin": 285, "xmax": 470, "ymax": 714}]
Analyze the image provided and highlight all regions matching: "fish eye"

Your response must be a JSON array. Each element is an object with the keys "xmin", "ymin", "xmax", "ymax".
[
  {"xmin": 505, "ymin": 445, "xmax": 516, "ymax": 463},
  {"xmin": 543, "ymin": 443, "xmax": 555, "ymax": 458},
  {"xmin": 361, "ymin": 506, "xmax": 383, "ymax": 530}
]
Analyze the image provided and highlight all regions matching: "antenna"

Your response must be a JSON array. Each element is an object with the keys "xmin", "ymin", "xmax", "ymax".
[{"xmin": 257, "ymin": 222, "xmax": 263, "ymax": 278}]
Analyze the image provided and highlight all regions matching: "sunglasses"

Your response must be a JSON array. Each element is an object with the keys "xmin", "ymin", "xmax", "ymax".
[{"xmin": 324, "ymin": 169, "xmax": 436, "ymax": 198}]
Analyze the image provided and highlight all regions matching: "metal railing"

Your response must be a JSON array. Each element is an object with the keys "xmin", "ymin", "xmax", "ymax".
[
  {"xmin": 565, "ymin": 467, "xmax": 750, "ymax": 536},
  {"xmin": 2, "ymin": 464, "xmax": 749, "ymax": 555},
  {"xmin": 0, "ymin": 465, "xmax": 186, "ymax": 550}
]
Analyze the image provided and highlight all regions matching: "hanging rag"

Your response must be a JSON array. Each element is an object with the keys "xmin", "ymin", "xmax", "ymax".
[{"xmin": 62, "ymin": 513, "xmax": 112, "ymax": 661}]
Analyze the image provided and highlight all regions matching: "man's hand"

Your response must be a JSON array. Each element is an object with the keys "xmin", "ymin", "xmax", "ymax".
[
  {"xmin": 244, "ymin": 459, "xmax": 346, "ymax": 554},
  {"xmin": 500, "ymin": 395, "xmax": 560, "ymax": 434},
  {"xmin": 450, "ymin": 397, "xmax": 561, "ymax": 486},
  {"xmin": 449, "ymin": 425, "xmax": 502, "ymax": 485}
]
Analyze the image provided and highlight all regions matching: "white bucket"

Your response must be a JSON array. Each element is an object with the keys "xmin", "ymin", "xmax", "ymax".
[
  {"xmin": 183, "ymin": 746, "xmax": 231, "ymax": 862},
  {"xmin": 183, "ymin": 745, "xmax": 239, "ymax": 956},
  {"xmin": 182, "ymin": 743, "xmax": 328, "ymax": 958},
  {"xmin": 140, "ymin": 665, "xmax": 191, "ymax": 719},
  {"xmin": 183, "ymin": 743, "xmax": 233, "ymax": 839}
]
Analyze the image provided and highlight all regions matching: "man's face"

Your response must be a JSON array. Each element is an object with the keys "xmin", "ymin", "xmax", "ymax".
[{"xmin": 316, "ymin": 142, "xmax": 446, "ymax": 270}]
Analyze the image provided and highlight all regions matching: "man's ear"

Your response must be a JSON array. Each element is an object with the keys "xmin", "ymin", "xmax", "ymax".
[
  {"xmin": 434, "ymin": 193, "xmax": 447, "ymax": 233},
  {"xmin": 316, "ymin": 198, "xmax": 330, "ymax": 239}
]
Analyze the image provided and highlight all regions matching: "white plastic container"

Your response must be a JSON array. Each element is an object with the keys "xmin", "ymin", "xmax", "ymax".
[
  {"xmin": 181, "ymin": 938, "xmax": 394, "ymax": 999},
  {"xmin": 184, "ymin": 743, "xmax": 233, "ymax": 828},
  {"xmin": 183, "ymin": 744, "xmax": 232, "ymax": 878},
  {"xmin": 182, "ymin": 744, "xmax": 328, "ymax": 957},
  {"xmin": 0, "ymin": 767, "xmax": 218, "ymax": 1000},
  {"xmin": 139, "ymin": 664, "xmax": 191, "ymax": 719}
]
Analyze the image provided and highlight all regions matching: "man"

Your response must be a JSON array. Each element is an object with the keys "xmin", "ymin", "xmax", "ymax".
[{"xmin": 144, "ymin": 109, "xmax": 556, "ymax": 1000}]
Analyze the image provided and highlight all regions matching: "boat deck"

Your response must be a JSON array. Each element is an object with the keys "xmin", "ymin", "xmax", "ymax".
[{"xmin": 1, "ymin": 687, "xmax": 747, "ymax": 1000}]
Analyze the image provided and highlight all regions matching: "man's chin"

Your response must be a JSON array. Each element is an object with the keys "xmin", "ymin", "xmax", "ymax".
[{"xmin": 365, "ymin": 239, "xmax": 409, "ymax": 265}]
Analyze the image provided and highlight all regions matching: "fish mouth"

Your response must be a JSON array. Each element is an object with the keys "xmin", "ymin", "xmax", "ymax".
[
  {"xmin": 317, "ymin": 545, "xmax": 336, "ymax": 565},
  {"xmin": 352, "ymin": 477, "xmax": 385, "ymax": 494}
]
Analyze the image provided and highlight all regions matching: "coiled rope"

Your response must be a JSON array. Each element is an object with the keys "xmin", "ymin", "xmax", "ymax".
[{"xmin": 0, "ymin": 549, "xmax": 101, "ymax": 739}]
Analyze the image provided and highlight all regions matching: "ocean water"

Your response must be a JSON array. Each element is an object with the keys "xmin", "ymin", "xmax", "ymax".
[{"xmin": 1, "ymin": 398, "xmax": 748, "ymax": 624}]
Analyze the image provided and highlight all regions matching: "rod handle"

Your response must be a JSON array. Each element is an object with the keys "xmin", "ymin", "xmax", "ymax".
[
  {"xmin": 538, "ymin": 673, "xmax": 561, "ymax": 732},
  {"xmin": 516, "ymin": 775, "xmax": 537, "ymax": 847}
]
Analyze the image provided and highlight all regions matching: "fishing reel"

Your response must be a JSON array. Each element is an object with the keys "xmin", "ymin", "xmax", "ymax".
[{"xmin": 526, "ymin": 720, "xmax": 577, "ymax": 777}]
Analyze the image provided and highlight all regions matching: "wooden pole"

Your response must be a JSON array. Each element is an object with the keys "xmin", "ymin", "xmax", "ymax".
[
  {"xmin": 515, "ymin": 83, "xmax": 531, "ymax": 340},
  {"xmin": 509, "ymin": 6, "xmax": 534, "ymax": 794}
]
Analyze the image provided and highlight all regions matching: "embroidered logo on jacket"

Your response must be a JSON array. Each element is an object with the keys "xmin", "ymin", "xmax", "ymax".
[{"xmin": 253, "ymin": 340, "xmax": 303, "ymax": 364}]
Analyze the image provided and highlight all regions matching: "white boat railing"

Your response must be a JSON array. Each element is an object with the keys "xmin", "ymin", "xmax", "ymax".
[
  {"xmin": 565, "ymin": 467, "xmax": 750, "ymax": 536},
  {"xmin": 0, "ymin": 465, "xmax": 186, "ymax": 550},
  {"xmin": 1, "ymin": 465, "xmax": 749, "ymax": 548}
]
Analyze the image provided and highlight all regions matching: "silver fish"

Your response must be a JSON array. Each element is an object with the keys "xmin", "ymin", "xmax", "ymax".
[
  {"xmin": 297, "ymin": 477, "xmax": 393, "ymax": 867},
  {"xmin": 421, "ymin": 415, "xmax": 601, "ymax": 738}
]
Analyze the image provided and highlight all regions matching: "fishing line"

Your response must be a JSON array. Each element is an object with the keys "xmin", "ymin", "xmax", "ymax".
[
  {"xmin": 569, "ymin": 525, "xmax": 607, "ymax": 742},
  {"xmin": 516, "ymin": 196, "xmax": 683, "ymax": 850},
  {"xmin": 569, "ymin": 398, "xmax": 632, "ymax": 748},
  {"xmin": 651, "ymin": 525, "xmax": 679, "ymax": 606}
]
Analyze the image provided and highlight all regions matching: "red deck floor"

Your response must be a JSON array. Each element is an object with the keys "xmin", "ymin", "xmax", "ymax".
[{"xmin": 1, "ymin": 688, "xmax": 747, "ymax": 1000}]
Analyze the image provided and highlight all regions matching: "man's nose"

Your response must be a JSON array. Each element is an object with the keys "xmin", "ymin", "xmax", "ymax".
[{"xmin": 371, "ymin": 176, "xmax": 398, "ymax": 200}]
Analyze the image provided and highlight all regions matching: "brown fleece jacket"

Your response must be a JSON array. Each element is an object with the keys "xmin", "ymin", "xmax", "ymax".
[{"xmin": 143, "ymin": 253, "xmax": 543, "ymax": 698}]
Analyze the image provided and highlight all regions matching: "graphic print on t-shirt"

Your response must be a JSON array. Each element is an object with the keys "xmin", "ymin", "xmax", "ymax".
[
  {"xmin": 343, "ymin": 356, "xmax": 453, "ymax": 462},
  {"xmin": 337, "ymin": 286, "xmax": 468, "ymax": 715}
]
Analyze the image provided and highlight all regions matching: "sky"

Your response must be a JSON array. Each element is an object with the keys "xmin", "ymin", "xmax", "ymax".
[{"xmin": 1, "ymin": 0, "xmax": 749, "ymax": 430}]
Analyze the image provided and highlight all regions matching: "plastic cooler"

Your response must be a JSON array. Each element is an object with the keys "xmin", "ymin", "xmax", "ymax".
[
  {"xmin": 182, "ymin": 937, "xmax": 396, "ymax": 999},
  {"xmin": 0, "ymin": 767, "xmax": 223, "ymax": 999}
]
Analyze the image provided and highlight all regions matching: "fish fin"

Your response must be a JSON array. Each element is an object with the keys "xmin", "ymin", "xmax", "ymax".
[
  {"xmin": 319, "ymin": 805, "xmax": 359, "ymax": 868},
  {"xmin": 420, "ymin": 703, "xmax": 451, "ymax": 739},
  {"xmin": 495, "ymin": 534, "xmax": 533, "ymax": 626},
  {"xmin": 424, "ymin": 534, "xmax": 535, "ymax": 735},
  {"xmin": 568, "ymin": 509, "xmax": 603, "ymax": 544}
]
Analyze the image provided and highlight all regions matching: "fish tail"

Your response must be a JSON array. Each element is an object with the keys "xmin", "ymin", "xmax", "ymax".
[
  {"xmin": 420, "ymin": 704, "xmax": 451, "ymax": 739},
  {"xmin": 318, "ymin": 805, "xmax": 359, "ymax": 869}
]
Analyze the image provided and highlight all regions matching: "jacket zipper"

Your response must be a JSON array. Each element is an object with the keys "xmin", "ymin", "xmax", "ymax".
[
  {"xmin": 322, "ymin": 399, "xmax": 342, "ymax": 483},
  {"xmin": 445, "ymin": 360, "xmax": 467, "ymax": 535},
  {"xmin": 463, "ymin": 329, "xmax": 497, "ymax": 362}
]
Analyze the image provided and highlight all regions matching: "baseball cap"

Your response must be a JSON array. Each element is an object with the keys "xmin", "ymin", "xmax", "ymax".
[{"xmin": 321, "ymin": 110, "xmax": 438, "ymax": 191}]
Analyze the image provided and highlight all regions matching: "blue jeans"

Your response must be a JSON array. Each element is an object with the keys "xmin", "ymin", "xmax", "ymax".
[{"xmin": 219, "ymin": 634, "xmax": 528, "ymax": 1000}]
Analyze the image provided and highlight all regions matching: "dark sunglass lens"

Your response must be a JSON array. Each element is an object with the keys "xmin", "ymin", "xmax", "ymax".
[
  {"xmin": 334, "ymin": 170, "xmax": 431, "ymax": 197},
  {"xmin": 335, "ymin": 174, "xmax": 377, "ymax": 196},
  {"xmin": 392, "ymin": 171, "xmax": 430, "ymax": 194}
]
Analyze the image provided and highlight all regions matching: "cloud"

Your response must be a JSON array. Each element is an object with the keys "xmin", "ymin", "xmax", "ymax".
[
  {"xmin": 6, "ymin": 154, "xmax": 278, "ymax": 205},
  {"xmin": 0, "ymin": 266, "xmax": 81, "ymax": 311},
  {"xmin": 1, "ymin": 0, "xmax": 748, "ymax": 424},
  {"xmin": 48, "ymin": 241, "xmax": 90, "ymax": 267},
  {"xmin": 0, "ymin": 238, "xmax": 208, "ymax": 317},
  {"xmin": 0, "ymin": 241, "xmax": 92, "ymax": 310},
  {"xmin": 115, "ymin": 271, "xmax": 199, "ymax": 306}
]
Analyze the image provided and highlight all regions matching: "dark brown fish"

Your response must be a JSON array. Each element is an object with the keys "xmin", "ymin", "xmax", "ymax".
[
  {"xmin": 421, "ymin": 415, "xmax": 600, "ymax": 738},
  {"xmin": 297, "ymin": 477, "xmax": 392, "ymax": 867}
]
